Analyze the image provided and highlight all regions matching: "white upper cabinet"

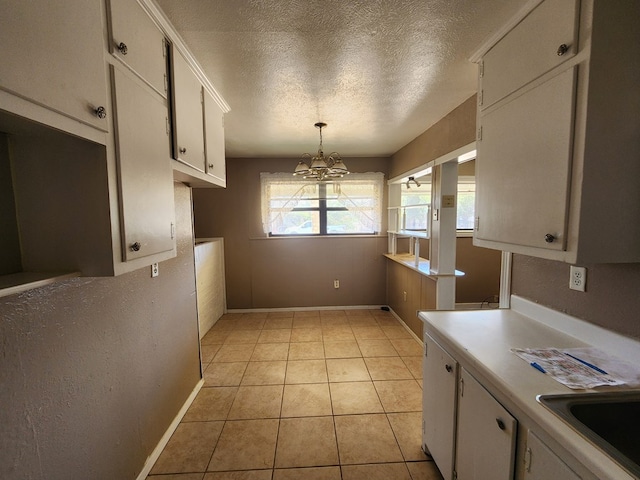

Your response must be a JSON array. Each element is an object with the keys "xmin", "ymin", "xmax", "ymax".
[
  {"xmin": 107, "ymin": 0, "xmax": 168, "ymax": 97},
  {"xmin": 170, "ymin": 46, "xmax": 206, "ymax": 173},
  {"xmin": 0, "ymin": 0, "xmax": 108, "ymax": 130},
  {"xmin": 203, "ymin": 88, "xmax": 227, "ymax": 186},
  {"xmin": 111, "ymin": 66, "xmax": 175, "ymax": 261},
  {"xmin": 476, "ymin": 67, "xmax": 576, "ymax": 251},
  {"xmin": 479, "ymin": 0, "xmax": 579, "ymax": 109},
  {"xmin": 474, "ymin": 0, "xmax": 640, "ymax": 264}
]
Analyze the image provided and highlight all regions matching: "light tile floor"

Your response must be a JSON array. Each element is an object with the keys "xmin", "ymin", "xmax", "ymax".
[{"xmin": 147, "ymin": 309, "xmax": 444, "ymax": 480}]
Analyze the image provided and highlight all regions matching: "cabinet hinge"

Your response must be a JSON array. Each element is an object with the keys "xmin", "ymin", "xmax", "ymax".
[
  {"xmin": 479, "ymin": 61, "xmax": 484, "ymax": 78},
  {"xmin": 162, "ymin": 38, "xmax": 167, "ymax": 57},
  {"xmin": 453, "ymin": 470, "xmax": 458, "ymax": 480},
  {"xmin": 474, "ymin": 216, "xmax": 480, "ymax": 232},
  {"xmin": 424, "ymin": 341, "xmax": 428, "ymax": 357},
  {"xmin": 476, "ymin": 126, "xmax": 482, "ymax": 141},
  {"xmin": 164, "ymin": 73, "xmax": 168, "ymax": 94},
  {"xmin": 524, "ymin": 446, "xmax": 532, "ymax": 472},
  {"xmin": 171, "ymin": 222, "xmax": 175, "ymax": 239},
  {"xmin": 166, "ymin": 116, "xmax": 170, "ymax": 136},
  {"xmin": 478, "ymin": 89, "xmax": 483, "ymax": 106}
]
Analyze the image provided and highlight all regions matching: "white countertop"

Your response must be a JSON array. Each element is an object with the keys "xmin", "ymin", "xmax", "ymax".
[{"xmin": 419, "ymin": 296, "xmax": 640, "ymax": 480}]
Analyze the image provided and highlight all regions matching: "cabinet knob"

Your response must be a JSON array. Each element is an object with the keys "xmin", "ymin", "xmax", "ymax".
[
  {"xmin": 208, "ymin": 164, "xmax": 214, "ymax": 169},
  {"xmin": 445, "ymin": 364, "xmax": 453, "ymax": 373},
  {"xmin": 179, "ymin": 147, "xmax": 187, "ymax": 154},
  {"xmin": 130, "ymin": 242, "xmax": 141, "ymax": 252},
  {"xmin": 544, "ymin": 233, "xmax": 556, "ymax": 243},
  {"xmin": 557, "ymin": 44, "xmax": 569, "ymax": 56},
  {"xmin": 117, "ymin": 42, "xmax": 128, "ymax": 55},
  {"xmin": 496, "ymin": 418, "xmax": 506, "ymax": 430},
  {"xmin": 94, "ymin": 106, "xmax": 107, "ymax": 119}
]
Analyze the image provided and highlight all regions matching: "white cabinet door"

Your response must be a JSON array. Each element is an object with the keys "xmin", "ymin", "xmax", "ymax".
[
  {"xmin": 480, "ymin": 0, "xmax": 578, "ymax": 109},
  {"xmin": 0, "ymin": 0, "xmax": 108, "ymax": 130},
  {"xmin": 111, "ymin": 66, "xmax": 175, "ymax": 261},
  {"xmin": 455, "ymin": 368, "xmax": 517, "ymax": 480},
  {"xmin": 475, "ymin": 67, "xmax": 576, "ymax": 251},
  {"xmin": 524, "ymin": 431, "xmax": 582, "ymax": 480},
  {"xmin": 423, "ymin": 334, "xmax": 458, "ymax": 480},
  {"xmin": 108, "ymin": 0, "xmax": 168, "ymax": 96},
  {"xmin": 203, "ymin": 88, "xmax": 226, "ymax": 186},
  {"xmin": 170, "ymin": 46, "xmax": 206, "ymax": 172}
]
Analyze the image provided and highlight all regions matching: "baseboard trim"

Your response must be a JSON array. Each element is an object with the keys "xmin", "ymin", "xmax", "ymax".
[
  {"xmin": 227, "ymin": 305, "xmax": 387, "ymax": 313},
  {"xmin": 387, "ymin": 308, "xmax": 423, "ymax": 344},
  {"xmin": 136, "ymin": 378, "xmax": 204, "ymax": 480}
]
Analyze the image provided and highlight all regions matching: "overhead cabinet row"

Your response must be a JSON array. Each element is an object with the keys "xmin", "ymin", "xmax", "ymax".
[
  {"xmin": 473, "ymin": 0, "xmax": 640, "ymax": 264},
  {"xmin": 0, "ymin": 0, "xmax": 228, "ymax": 293}
]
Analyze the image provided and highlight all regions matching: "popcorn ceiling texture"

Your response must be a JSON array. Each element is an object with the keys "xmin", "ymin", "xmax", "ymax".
[{"xmin": 155, "ymin": 0, "xmax": 529, "ymax": 157}]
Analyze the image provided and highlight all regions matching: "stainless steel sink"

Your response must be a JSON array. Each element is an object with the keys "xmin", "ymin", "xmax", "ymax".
[{"xmin": 538, "ymin": 391, "xmax": 640, "ymax": 478}]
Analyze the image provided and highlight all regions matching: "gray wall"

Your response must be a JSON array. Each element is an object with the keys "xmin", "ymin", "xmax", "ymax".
[
  {"xmin": 512, "ymin": 255, "xmax": 640, "ymax": 340},
  {"xmin": 0, "ymin": 183, "xmax": 201, "ymax": 480}
]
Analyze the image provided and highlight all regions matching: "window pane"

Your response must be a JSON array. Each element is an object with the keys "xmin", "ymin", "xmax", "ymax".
[
  {"xmin": 271, "ymin": 211, "xmax": 320, "ymax": 235},
  {"xmin": 401, "ymin": 183, "xmax": 431, "ymax": 206},
  {"xmin": 404, "ymin": 205, "xmax": 429, "ymax": 230},
  {"xmin": 457, "ymin": 181, "xmax": 475, "ymax": 229},
  {"xmin": 327, "ymin": 210, "xmax": 375, "ymax": 234}
]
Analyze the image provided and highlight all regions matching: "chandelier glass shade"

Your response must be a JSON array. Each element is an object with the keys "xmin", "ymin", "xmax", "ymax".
[{"xmin": 294, "ymin": 122, "xmax": 349, "ymax": 181}]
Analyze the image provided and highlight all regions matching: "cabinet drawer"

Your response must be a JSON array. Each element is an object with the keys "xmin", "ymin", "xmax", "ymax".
[
  {"xmin": 108, "ymin": 0, "xmax": 168, "ymax": 96},
  {"xmin": 480, "ymin": 0, "xmax": 579, "ymax": 109}
]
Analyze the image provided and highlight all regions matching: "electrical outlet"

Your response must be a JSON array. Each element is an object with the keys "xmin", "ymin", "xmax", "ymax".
[
  {"xmin": 151, "ymin": 263, "xmax": 159, "ymax": 278},
  {"xmin": 569, "ymin": 265, "xmax": 586, "ymax": 292},
  {"xmin": 334, "ymin": 279, "xmax": 339, "ymax": 289}
]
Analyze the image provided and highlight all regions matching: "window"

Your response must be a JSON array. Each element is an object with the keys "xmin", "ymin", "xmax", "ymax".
[
  {"xmin": 399, "ymin": 176, "xmax": 475, "ymax": 231},
  {"xmin": 261, "ymin": 172, "xmax": 384, "ymax": 236}
]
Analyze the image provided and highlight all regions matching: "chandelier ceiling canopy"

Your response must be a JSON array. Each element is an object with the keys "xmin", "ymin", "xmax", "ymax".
[{"xmin": 294, "ymin": 122, "xmax": 349, "ymax": 181}]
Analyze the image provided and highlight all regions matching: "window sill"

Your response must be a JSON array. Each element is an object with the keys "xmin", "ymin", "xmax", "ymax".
[{"xmin": 252, "ymin": 234, "xmax": 388, "ymax": 240}]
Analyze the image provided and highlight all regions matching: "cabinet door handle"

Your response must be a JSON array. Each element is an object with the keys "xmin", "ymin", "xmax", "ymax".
[
  {"xmin": 130, "ymin": 242, "xmax": 141, "ymax": 252},
  {"xmin": 179, "ymin": 147, "xmax": 187, "ymax": 154},
  {"xmin": 544, "ymin": 233, "xmax": 556, "ymax": 243},
  {"xmin": 445, "ymin": 364, "xmax": 453, "ymax": 373},
  {"xmin": 557, "ymin": 43, "xmax": 569, "ymax": 56},
  {"xmin": 496, "ymin": 418, "xmax": 506, "ymax": 430},
  {"xmin": 208, "ymin": 163, "xmax": 214, "ymax": 169},
  {"xmin": 94, "ymin": 106, "xmax": 107, "ymax": 119},
  {"xmin": 117, "ymin": 42, "xmax": 128, "ymax": 55}
]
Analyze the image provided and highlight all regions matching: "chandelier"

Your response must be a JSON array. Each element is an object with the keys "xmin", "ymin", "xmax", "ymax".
[{"xmin": 294, "ymin": 122, "xmax": 349, "ymax": 180}]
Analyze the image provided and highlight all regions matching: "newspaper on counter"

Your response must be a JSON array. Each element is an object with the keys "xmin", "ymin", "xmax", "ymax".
[{"xmin": 511, "ymin": 347, "xmax": 639, "ymax": 389}]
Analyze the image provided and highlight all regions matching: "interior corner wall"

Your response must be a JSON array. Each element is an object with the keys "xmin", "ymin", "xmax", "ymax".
[
  {"xmin": 0, "ymin": 182, "xmax": 201, "ymax": 480},
  {"xmin": 192, "ymin": 157, "xmax": 391, "ymax": 309},
  {"xmin": 389, "ymin": 94, "xmax": 477, "ymax": 178}
]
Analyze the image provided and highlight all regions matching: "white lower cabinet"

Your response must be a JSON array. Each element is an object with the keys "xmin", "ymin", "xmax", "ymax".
[
  {"xmin": 423, "ymin": 333, "xmax": 458, "ymax": 480},
  {"xmin": 455, "ymin": 368, "xmax": 517, "ymax": 480},
  {"xmin": 423, "ymin": 334, "xmax": 517, "ymax": 480},
  {"xmin": 524, "ymin": 430, "xmax": 582, "ymax": 480}
]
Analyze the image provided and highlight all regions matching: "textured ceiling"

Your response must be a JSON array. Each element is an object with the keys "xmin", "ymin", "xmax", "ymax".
[{"xmin": 154, "ymin": 0, "xmax": 528, "ymax": 158}]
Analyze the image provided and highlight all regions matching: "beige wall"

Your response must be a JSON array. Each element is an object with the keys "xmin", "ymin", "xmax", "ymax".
[
  {"xmin": 0, "ymin": 183, "xmax": 201, "ymax": 479},
  {"xmin": 193, "ymin": 157, "xmax": 391, "ymax": 309},
  {"xmin": 390, "ymin": 95, "xmax": 477, "ymax": 178},
  {"xmin": 512, "ymin": 255, "xmax": 640, "ymax": 339}
]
